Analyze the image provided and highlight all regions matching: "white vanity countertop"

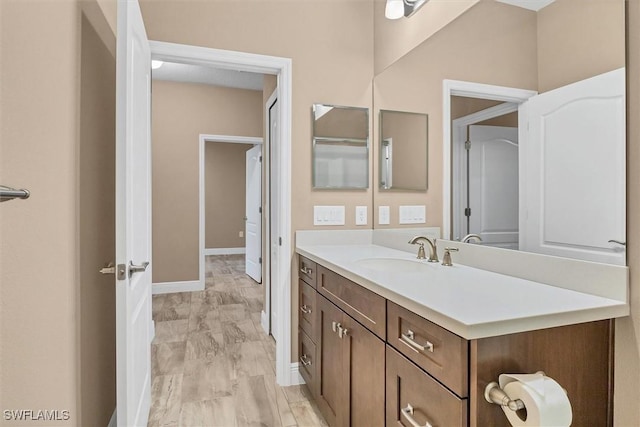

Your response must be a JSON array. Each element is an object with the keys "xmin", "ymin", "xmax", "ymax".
[{"xmin": 296, "ymin": 243, "xmax": 629, "ymax": 340}]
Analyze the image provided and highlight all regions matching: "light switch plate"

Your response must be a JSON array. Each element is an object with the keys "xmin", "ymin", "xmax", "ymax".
[
  {"xmin": 355, "ymin": 206, "xmax": 367, "ymax": 226},
  {"xmin": 314, "ymin": 205, "xmax": 345, "ymax": 226},
  {"xmin": 399, "ymin": 205, "xmax": 426, "ymax": 224},
  {"xmin": 379, "ymin": 206, "xmax": 390, "ymax": 225}
]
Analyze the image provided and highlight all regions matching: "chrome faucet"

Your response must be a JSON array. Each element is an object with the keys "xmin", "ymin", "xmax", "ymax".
[
  {"xmin": 408, "ymin": 236, "xmax": 439, "ymax": 263},
  {"xmin": 462, "ymin": 233, "xmax": 483, "ymax": 243}
]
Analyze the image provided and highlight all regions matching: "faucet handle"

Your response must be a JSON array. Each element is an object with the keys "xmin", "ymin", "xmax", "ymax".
[{"xmin": 442, "ymin": 247, "xmax": 459, "ymax": 266}]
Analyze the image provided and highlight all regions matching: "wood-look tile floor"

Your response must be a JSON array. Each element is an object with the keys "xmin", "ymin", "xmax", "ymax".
[{"xmin": 149, "ymin": 255, "xmax": 327, "ymax": 427}]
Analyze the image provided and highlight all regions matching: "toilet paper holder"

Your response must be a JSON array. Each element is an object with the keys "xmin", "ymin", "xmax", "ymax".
[
  {"xmin": 484, "ymin": 371, "xmax": 546, "ymax": 412},
  {"xmin": 484, "ymin": 381, "xmax": 526, "ymax": 411}
]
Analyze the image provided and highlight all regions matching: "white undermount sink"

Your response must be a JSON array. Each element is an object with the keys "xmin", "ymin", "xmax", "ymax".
[{"xmin": 353, "ymin": 257, "xmax": 435, "ymax": 273}]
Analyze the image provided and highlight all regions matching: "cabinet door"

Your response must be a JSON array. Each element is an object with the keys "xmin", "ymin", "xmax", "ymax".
[
  {"xmin": 343, "ymin": 315, "xmax": 385, "ymax": 427},
  {"xmin": 316, "ymin": 295, "xmax": 347, "ymax": 426}
]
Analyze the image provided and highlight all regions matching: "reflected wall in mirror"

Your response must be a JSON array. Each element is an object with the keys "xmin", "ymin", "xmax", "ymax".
[
  {"xmin": 379, "ymin": 110, "xmax": 428, "ymax": 191},
  {"xmin": 312, "ymin": 103, "xmax": 369, "ymax": 189},
  {"xmin": 371, "ymin": 0, "xmax": 625, "ymax": 265}
]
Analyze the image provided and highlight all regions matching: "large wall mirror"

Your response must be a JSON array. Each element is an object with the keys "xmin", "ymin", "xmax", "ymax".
[
  {"xmin": 372, "ymin": 0, "xmax": 625, "ymax": 265},
  {"xmin": 379, "ymin": 110, "xmax": 428, "ymax": 191},
  {"xmin": 312, "ymin": 103, "xmax": 369, "ymax": 189}
]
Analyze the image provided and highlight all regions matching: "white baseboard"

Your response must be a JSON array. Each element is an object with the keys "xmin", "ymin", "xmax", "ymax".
[
  {"xmin": 290, "ymin": 362, "xmax": 305, "ymax": 385},
  {"xmin": 261, "ymin": 310, "xmax": 269, "ymax": 334},
  {"xmin": 204, "ymin": 247, "xmax": 246, "ymax": 256},
  {"xmin": 152, "ymin": 280, "xmax": 204, "ymax": 294},
  {"xmin": 107, "ymin": 408, "xmax": 116, "ymax": 427}
]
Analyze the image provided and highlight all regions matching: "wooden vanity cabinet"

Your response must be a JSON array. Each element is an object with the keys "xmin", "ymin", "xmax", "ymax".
[{"xmin": 296, "ymin": 255, "xmax": 614, "ymax": 427}]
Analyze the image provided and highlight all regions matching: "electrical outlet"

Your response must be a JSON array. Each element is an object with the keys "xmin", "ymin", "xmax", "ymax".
[
  {"xmin": 314, "ymin": 206, "xmax": 346, "ymax": 226},
  {"xmin": 239, "ymin": 231, "xmax": 244, "ymax": 238},
  {"xmin": 355, "ymin": 206, "xmax": 367, "ymax": 226}
]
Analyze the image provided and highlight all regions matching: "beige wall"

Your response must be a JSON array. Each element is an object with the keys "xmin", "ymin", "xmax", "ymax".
[
  {"xmin": 205, "ymin": 142, "xmax": 251, "ymax": 249},
  {"xmin": 537, "ymin": 0, "xmax": 625, "ymax": 92},
  {"xmin": 373, "ymin": 0, "xmax": 479, "ymax": 73},
  {"xmin": 78, "ymin": 11, "xmax": 117, "ymax": 427},
  {"xmin": 451, "ymin": 96, "xmax": 518, "ymax": 127},
  {"xmin": 373, "ymin": 1, "xmax": 537, "ymax": 229},
  {"xmin": 152, "ymin": 81, "xmax": 262, "ymax": 283},
  {"xmin": 615, "ymin": 2, "xmax": 640, "ymax": 425},
  {"xmin": 1, "ymin": 1, "xmax": 79, "ymax": 424},
  {"xmin": 1, "ymin": 0, "xmax": 115, "ymax": 424}
]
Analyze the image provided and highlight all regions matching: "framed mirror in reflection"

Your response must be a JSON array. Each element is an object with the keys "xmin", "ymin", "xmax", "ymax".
[
  {"xmin": 312, "ymin": 103, "xmax": 369, "ymax": 189},
  {"xmin": 379, "ymin": 110, "xmax": 428, "ymax": 191}
]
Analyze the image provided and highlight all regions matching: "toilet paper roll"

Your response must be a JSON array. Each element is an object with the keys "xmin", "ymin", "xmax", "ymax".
[{"xmin": 498, "ymin": 373, "xmax": 572, "ymax": 427}]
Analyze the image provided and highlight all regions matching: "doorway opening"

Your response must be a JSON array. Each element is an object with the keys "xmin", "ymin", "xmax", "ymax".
[
  {"xmin": 451, "ymin": 99, "xmax": 520, "ymax": 248},
  {"xmin": 149, "ymin": 41, "xmax": 294, "ymax": 386},
  {"xmin": 442, "ymin": 79, "xmax": 537, "ymax": 243}
]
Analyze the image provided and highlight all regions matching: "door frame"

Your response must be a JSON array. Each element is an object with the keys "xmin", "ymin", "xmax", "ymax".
[
  {"xmin": 150, "ymin": 41, "xmax": 296, "ymax": 385},
  {"xmin": 262, "ymin": 90, "xmax": 278, "ymax": 341},
  {"xmin": 442, "ymin": 79, "xmax": 537, "ymax": 241},
  {"xmin": 199, "ymin": 134, "xmax": 263, "ymax": 279}
]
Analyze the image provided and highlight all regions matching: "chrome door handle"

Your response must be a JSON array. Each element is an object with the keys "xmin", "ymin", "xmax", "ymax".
[
  {"xmin": 401, "ymin": 404, "xmax": 433, "ymax": 427},
  {"xmin": 99, "ymin": 262, "xmax": 115, "ymax": 275},
  {"xmin": 129, "ymin": 261, "xmax": 149, "ymax": 277},
  {"xmin": 100, "ymin": 262, "xmax": 127, "ymax": 280},
  {"xmin": 300, "ymin": 305, "xmax": 312, "ymax": 314},
  {"xmin": 401, "ymin": 330, "xmax": 434, "ymax": 353},
  {"xmin": 332, "ymin": 321, "xmax": 338, "ymax": 333}
]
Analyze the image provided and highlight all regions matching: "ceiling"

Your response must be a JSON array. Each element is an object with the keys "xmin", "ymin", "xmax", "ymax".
[
  {"xmin": 151, "ymin": 61, "xmax": 264, "ymax": 91},
  {"xmin": 495, "ymin": 0, "xmax": 556, "ymax": 12}
]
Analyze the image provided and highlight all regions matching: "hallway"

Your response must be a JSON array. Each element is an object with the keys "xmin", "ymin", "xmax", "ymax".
[{"xmin": 148, "ymin": 255, "xmax": 326, "ymax": 426}]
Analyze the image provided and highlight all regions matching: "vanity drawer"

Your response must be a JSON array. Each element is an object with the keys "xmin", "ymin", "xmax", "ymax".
[
  {"xmin": 317, "ymin": 265, "xmax": 386, "ymax": 339},
  {"xmin": 299, "ymin": 255, "xmax": 317, "ymax": 288},
  {"xmin": 298, "ymin": 279, "xmax": 317, "ymax": 339},
  {"xmin": 386, "ymin": 346, "xmax": 468, "ymax": 427},
  {"xmin": 387, "ymin": 301, "xmax": 469, "ymax": 397},
  {"xmin": 298, "ymin": 328, "xmax": 318, "ymax": 397}
]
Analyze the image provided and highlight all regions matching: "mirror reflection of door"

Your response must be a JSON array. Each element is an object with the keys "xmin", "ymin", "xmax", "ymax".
[{"xmin": 467, "ymin": 125, "xmax": 519, "ymax": 249}]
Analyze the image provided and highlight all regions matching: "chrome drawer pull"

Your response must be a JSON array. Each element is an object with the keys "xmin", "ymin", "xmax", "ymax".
[
  {"xmin": 300, "ymin": 266, "xmax": 313, "ymax": 275},
  {"xmin": 300, "ymin": 304, "xmax": 312, "ymax": 314},
  {"xmin": 338, "ymin": 325, "xmax": 348, "ymax": 339},
  {"xmin": 401, "ymin": 404, "xmax": 433, "ymax": 427},
  {"xmin": 401, "ymin": 330, "xmax": 434, "ymax": 353},
  {"xmin": 300, "ymin": 354, "xmax": 312, "ymax": 367}
]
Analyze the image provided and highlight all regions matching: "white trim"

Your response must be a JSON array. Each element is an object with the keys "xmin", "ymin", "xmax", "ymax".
[
  {"xmin": 264, "ymin": 89, "xmax": 277, "ymax": 344},
  {"xmin": 200, "ymin": 134, "xmax": 263, "ymax": 145},
  {"xmin": 204, "ymin": 247, "xmax": 246, "ymax": 256},
  {"xmin": 108, "ymin": 408, "xmax": 117, "ymax": 427},
  {"xmin": 442, "ymin": 79, "xmax": 536, "ymax": 241},
  {"xmin": 451, "ymin": 102, "xmax": 519, "ymax": 240},
  {"xmin": 151, "ymin": 280, "xmax": 204, "ymax": 294},
  {"xmin": 151, "ymin": 41, "xmax": 293, "ymax": 386},
  {"xmin": 289, "ymin": 362, "xmax": 305, "ymax": 385},
  {"xmin": 261, "ymin": 310, "xmax": 269, "ymax": 334}
]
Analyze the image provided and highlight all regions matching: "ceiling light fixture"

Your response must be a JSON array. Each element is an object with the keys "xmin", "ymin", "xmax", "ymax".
[
  {"xmin": 385, "ymin": 0, "xmax": 429, "ymax": 20},
  {"xmin": 151, "ymin": 60, "xmax": 164, "ymax": 70}
]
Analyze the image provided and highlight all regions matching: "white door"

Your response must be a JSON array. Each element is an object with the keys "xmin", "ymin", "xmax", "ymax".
[
  {"xmin": 468, "ymin": 125, "xmax": 519, "ymax": 249},
  {"xmin": 116, "ymin": 0, "xmax": 152, "ymax": 425},
  {"xmin": 520, "ymin": 67, "xmax": 626, "ymax": 265},
  {"xmin": 269, "ymin": 98, "xmax": 280, "ymax": 340},
  {"xmin": 245, "ymin": 145, "xmax": 262, "ymax": 282}
]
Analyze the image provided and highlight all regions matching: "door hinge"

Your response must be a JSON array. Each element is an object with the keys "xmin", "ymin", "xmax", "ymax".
[
  {"xmin": 464, "ymin": 208, "xmax": 471, "ymax": 217},
  {"xmin": 465, "ymin": 140, "xmax": 471, "ymax": 150},
  {"xmin": 259, "ymin": 206, "xmax": 262, "ymax": 214},
  {"xmin": 259, "ymin": 155, "xmax": 262, "ymax": 162},
  {"xmin": 279, "ymin": 237, "xmax": 282, "ymax": 246},
  {"xmin": 259, "ymin": 257, "xmax": 262, "ymax": 264}
]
